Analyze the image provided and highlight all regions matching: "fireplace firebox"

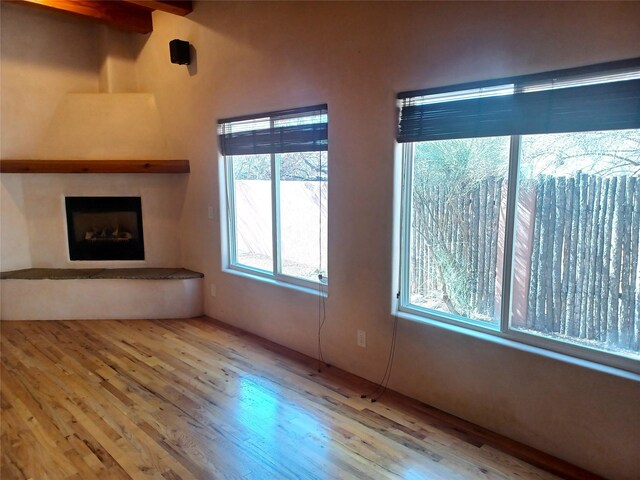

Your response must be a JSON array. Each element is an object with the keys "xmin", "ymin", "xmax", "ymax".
[{"xmin": 65, "ymin": 197, "xmax": 145, "ymax": 261}]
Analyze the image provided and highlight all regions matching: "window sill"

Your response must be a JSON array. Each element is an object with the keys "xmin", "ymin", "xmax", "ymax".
[
  {"xmin": 395, "ymin": 309, "xmax": 640, "ymax": 381},
  {"xmin": 223, "ymin": 267, "xmax": 328, "ymax": 298}
]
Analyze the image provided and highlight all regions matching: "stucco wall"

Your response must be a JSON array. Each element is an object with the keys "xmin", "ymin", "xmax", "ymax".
[
  {"xmin": 132, "ymin": 2, "xmax": 640, "ymax": 478},
  {"xmin": 0, "ymin": 3, "xmax": 185, "ymax": 270},
  {"xmin": 0, "ymin": 3, "xmax": 99, "ymax": 271},
  {"xmin": 1, "ymin": 1, "xmax": 639, "ymax": 478}
]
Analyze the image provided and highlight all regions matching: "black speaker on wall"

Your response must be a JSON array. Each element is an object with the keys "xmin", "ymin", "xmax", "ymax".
[{"xmin": 169, "ymin": 39, "xmax": 191, "ymax": 65}]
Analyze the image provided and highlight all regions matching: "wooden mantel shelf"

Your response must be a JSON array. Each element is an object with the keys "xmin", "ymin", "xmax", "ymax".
[{"xmin": 0, "ymin": 159, "xmax": 190, "ymax": 174}]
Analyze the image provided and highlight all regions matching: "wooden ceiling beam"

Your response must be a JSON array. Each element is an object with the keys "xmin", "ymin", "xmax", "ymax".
[
  {"xmin": 123, "ymin": 1, "xmax": 192, "ymax": 16},
  {"xmin": 7, "ymin": 0, "xmax": 154, "ymax": 33}
]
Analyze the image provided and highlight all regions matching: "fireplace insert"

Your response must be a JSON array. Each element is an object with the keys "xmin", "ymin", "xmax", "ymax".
[{"xmin": 65, "ymin": 197, "xmax": 145, "ymax": 261}]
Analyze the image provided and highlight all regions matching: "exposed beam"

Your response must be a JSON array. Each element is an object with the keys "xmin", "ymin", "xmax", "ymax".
[
  {"xmin": 123, "ymin": 1, "xmax": 192, "ymax": 16},
  {"xmin": 7, "ymin": 0, "xmax": 153, "ymax": 33}
]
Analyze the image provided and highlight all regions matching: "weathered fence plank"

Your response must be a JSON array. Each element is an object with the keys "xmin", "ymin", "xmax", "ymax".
[
  {"xmin": 574, "ymin": 173, "xmax": 588, "ymax": 338},
  {"xmin": 488, "ymin": 177, "xmax": 499, "ymax": 317},
  {"xmin": 620, "ymin": 177, "xmax": 634, "ymax": 349},
  {"xmin": 601, "ymin": 177, "xmax": 617, "ymax": 342},
  {"xmin": 592, "ymin": 177, "xmax": 606, "ymax": 341},
  {"xmin": 471, "ymin": 187, "xmax": 480, "ymax": 307},
  {"xmin": 528, "ymin": 179, "xmax": 544, "ymax": 328},
  {"xmin": 561, "ymin": 177, "xmax": 574, "ymax": 335},
  {"xmin": 544, "ymin": 177, "xmax": 557, "ymax": 332},
  {"xmin": 539, "ymin": 177, "xmax": 555, "ymax": 332},
  {"xmin": 565, "ymin": 177, "xmax": 580, "ymax": 336},
  {"xmin": 409, "ymin": 172, "xmax": 638, "ymax": 354},
  {"xmin": 553, "ymin": 177, "xmax": 566, "ymax": 333},
  {"xmin": 478, "ymin": 180, "xmax": 488, "ymax": 311},
  {"xmin": 584, "ymin": 175, "xmax": 597, "ymax": 339},
  {"xmin": 630, "ymin": 177, "xmax": 640, "ymax": 350},
  {"xmin": 608, "ymin": 176, "xmax": 626, "ymax": 345}
]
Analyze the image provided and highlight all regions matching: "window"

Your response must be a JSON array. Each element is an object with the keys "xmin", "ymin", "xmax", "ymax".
[
  {"xmin": 396, "ymin": 59, "xmax": 640, "ymax": 370},
  {"xmin": 219, "ymin": 105, "xmax": 328, "ymax": 289}
]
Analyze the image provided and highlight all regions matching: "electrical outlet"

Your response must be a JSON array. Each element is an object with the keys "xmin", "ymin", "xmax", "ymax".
[
  {"xmin": 210, "ymin": 284, "xmax": 216, "ymax": 297},
  {"xmin": 357, "ymin": 329, "xmax": 366, "ymax": 348},
  {"xmin": 207, "ymin": 206, "xmax": 214, "ymax": 219}
]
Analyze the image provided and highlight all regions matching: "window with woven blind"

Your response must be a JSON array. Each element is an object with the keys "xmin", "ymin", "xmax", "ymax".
[
  {"xmin": 219, "ymin": 105, "xmax": 328, "ymax": 291},
  {"xmin": 395, "ymin": 59, "xmax": 640, "ymax": 372}
]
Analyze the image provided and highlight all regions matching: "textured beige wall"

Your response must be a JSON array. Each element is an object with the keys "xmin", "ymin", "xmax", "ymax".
[
  {"xmin": 1, "ymin": 1, "xmax": 639, "ymax": 478},
  {"xmin": 19, "ymin": 173, "xmax": 186, "ymax": 268},
  {"xmin": 132, "ymin": 2, "xmax": 640, "ymax": 478},
  {"xmin": 0, "ymin": 3, "xmax": 100, "ymax": 271},
  {"xmin": 1, "ymin": 176, "xmax": 31, "ymax": 271},
  {"xmin": 0, "ymin": 3, "xmax": 100, "ymax": 159},
  {"xmin": 1, "ymin": 278, "xmax": 203, "ymax": 320},
  {"xmin": 0, "ymin": 3, "xmax": 185, "ymax": 270},
  {"xmin": 37, "ymin": 93, "xmax": 172, "ymax": 160}
]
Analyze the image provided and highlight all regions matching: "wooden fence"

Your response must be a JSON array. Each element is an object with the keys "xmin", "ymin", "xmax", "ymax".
[
  {"xmin": 411, "ymin": 177, "xmax": 504, "ymax": 321},
  {"xmin": 411, "ymin": 173, "xmax": 639, "ymax": 351}
]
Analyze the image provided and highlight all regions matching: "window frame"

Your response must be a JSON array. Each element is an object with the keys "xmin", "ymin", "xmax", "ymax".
[
  {"xmin": 397, "ymin": 133, "xmax": 640, "ymax": 375},
  {"xmin": 220, "ymin": 108, "xmax": 329, "ymax": 293},
  {"xmin": 395, "ymin": 60, "xmax": 640, "ymax": 374}
]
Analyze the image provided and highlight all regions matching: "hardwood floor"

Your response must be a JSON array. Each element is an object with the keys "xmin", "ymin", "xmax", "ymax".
[{"xmin": 1, "ymin": 317, "xmax": 598, "ymax": 480}]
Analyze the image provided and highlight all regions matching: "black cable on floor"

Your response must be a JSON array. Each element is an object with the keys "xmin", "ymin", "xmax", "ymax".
[{"xmin": 361, "ymin": 297, "xmax": 400, "ymax": 402}]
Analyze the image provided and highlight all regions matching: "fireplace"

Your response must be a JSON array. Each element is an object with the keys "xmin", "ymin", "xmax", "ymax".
[{"xmin": 65, "ymin": 197, "xmax": 145, "ymax": 261}]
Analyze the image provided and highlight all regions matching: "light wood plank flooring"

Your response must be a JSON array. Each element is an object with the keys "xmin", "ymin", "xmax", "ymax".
[{"xmin": 1, "ymin": 318, "xmax": 598, "ymax": 480}]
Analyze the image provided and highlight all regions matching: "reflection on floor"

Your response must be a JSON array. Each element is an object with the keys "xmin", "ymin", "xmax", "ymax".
[{"xmin": 1, "ymin": 317, "xmax": 595, "ymax": 479}]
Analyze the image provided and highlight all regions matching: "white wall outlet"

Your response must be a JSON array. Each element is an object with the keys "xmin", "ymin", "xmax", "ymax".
[
  {"xmin": 357, "ymin": 329, "xmax": 366, "ymax": 348},
  {"xmin": 207, "ymin": 205, "xmax": 214, "ymax": 219},
  {"xmin": 210, "ymin": 284, "xmax": 216, "ymax": 297}
]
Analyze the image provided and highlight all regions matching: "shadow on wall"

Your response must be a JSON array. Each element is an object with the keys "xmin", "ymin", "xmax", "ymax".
[{"xmin": 188, "ymin": 44, "xmax": 197, "ymax": 76}]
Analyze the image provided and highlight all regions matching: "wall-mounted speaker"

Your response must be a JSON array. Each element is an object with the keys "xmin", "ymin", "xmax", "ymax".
[{"xmin": 169, "ymin": 39, "xmax": 191, "ymax": 65}]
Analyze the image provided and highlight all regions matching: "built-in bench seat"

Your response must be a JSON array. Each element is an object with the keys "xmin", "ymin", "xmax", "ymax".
[
  {"xmin": 0, "ymin": 268, "xmax": 204, "ymax": 320},
  {"xmin": 1, "ymin": 267, "xmax": 204, "ymax": 281}
]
